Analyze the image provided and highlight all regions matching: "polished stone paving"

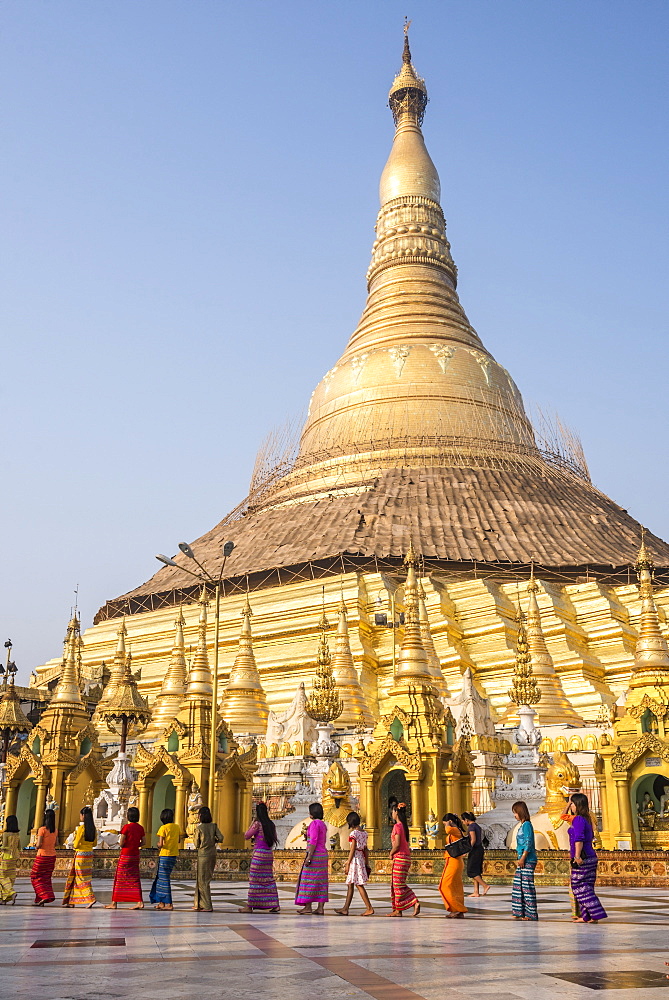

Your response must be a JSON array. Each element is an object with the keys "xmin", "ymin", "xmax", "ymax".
[{"xmin": 1, "ymin": 879, "xmax": 669, "ymax": 998}]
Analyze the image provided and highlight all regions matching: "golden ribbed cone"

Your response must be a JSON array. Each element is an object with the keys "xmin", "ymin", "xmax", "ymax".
[
  {"xmin": 145, "ymin": 608, "xmax": 188, "ymax": 736},
  {"xmin": 184, "ymin": 588, "xmax": 213, "ymax": 700},
  {"xmin": 220, "ymin": 599, "xmax": 269, "ymax": 736},
  {"xmin": 97, "ymin": 651, "xmax": 151, "ymax": 733},
  {"xmin": 629, "ymin": 536, "xmax": 669, "ymax": 691},
  {"xmin": 417, "ymin": 584, "xmax": 448, "ymax": 698},
  {"xmin": 331, "ymin": 601, "xmax": 373, "ymax": 728},
  {"xmin": 95, "ymin": 618, "xmax": 128, "ymax": 714},
  {"xmin": 393, "ymin": 549, "xmax": 432, "ymax": 685}
]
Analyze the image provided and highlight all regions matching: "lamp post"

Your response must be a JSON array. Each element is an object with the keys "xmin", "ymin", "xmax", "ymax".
[{"xmin": 156, "ymin": 540, "xmax": 234, "ymax": 816}]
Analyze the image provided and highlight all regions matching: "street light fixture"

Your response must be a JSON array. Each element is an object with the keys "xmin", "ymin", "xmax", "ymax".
[{"xmin": 155, "ymin": 540, "xmax": 235, "ymax": 816}]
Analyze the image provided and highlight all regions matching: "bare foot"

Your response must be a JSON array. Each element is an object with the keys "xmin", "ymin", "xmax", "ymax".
[
  {"xmin": 164, "ymin": 905, "xmax": 173, "ymax": 911},
  {"xmin": 131, "ymin": 903, "xmax": 144, "ymax": 910},
  {"xmin": 481, "ymin": 885, "xmax": 491, "ymax": 896},
  {"xmin": 238, "ymin": 906, "xmax": 253, "ymax": 913},
  {"xmin": 467, "ymin": 892, "xmax": 480, "ymax": 897},
  {"xmin": 104, "ymin": 904, "xmax": 117, "ymax": 909},
  {"xmin": 154, "ymin": 903, "xmax": 165, "ymax": 910},
  {"xmin": 387, "ymin": 911, "xmax": 402, "ymax": 917},
  {"xmin": 334, "ymin": 909, "xmax": 349, "ymax": 915},
  {"xmin": 297, "ymin": 908, "xmax": 313, "ymax": 915},
  {"xmin": 269, "ymin": 907, "xmax": 280, "ymax": 913},
  {"xmin": 413, "ymin": 903, "xmax": 421, "ymax": 917},
  {"xmin": 86, "ymin": 901, "xmax": 96, "ymax": 909},
  {"xmin": 360, "ymin": 909, "xmax": 375, "ymax": 916}
]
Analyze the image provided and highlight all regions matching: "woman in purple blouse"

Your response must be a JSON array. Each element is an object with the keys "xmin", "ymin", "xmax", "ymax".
[
  {"xmin": 568, "ymin": 793, "xmax": 607, "ymax": 923},
  {"xmin": 295, "ymin": 802, "xmax": 329, "ymax": 915}
]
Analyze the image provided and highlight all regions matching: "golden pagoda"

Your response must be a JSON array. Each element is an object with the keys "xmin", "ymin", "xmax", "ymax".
[
  {"xmin": 307, "ymin": 613, "xmax": 343, "ymax": 724},
  {"xmin": 0, "ymin": 677, "xmax": 32, "ymax": 761},
  {"xmin": 219, "ymin": 598, "xmax": 269, "ymax": 735},
  {"xmin": 144, "ymin": 608, "xmax": 188, "ymax": 738},
  {"xmin": 417, "ymin": 583, "xmax": 449, "ymax": 699},
  {"xmin": 331, "ymin": 600, "xmax": 373, "ymax": 728},
  {"xmin": 34, "ymin": 28, "xmax": 669, "ymax": 808}
]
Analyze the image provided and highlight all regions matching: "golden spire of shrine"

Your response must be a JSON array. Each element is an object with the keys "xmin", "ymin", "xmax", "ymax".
[
  {"xmin": 184, "ymin": 586, "xmax": 213, "ymax": 700},
  {"xmin": 307, "ymin": 604, "xmax": 343, "ymax": 724},
  {"xmin": 522, "ymin": 569, "xmax": 583, "ymax": 724},
  {"xmin": 394, "ymin": 543, "xmax": 432, "ymax": 683},
  {"xmin": 417, "ymin": 582, "xmax": 448, "ymax": 697},
  {"xmin": 219, "ymin": 598, "xmax": 269, "ymax": 735},
  {"xmin": 629, "ymin": 529, "xmax": 669, "ymax": 690},
  {"xmin": 507, "ymin": 609, "xmax": 540, "ymax": 708},
  {"xmin": 331, "ymin": 598, "xmax": 373, "ymax": 727},
  {"xmin": 144, "ymin": 608, "xmax": 188, "ymax": 737},
  {"xmin": 0, "ymin": 674, "xmax": 31, "ymax": 740},
  {"xmin": 50, "ymin": 615, "xmax": 85, "ymax": 707},
  {"xmin": 95, "ymin": 618, "xmax": 128, "ymax": 714},
  {"xmin": 96, "ymin": 650, "xmax": 151, "ymax": 745}
]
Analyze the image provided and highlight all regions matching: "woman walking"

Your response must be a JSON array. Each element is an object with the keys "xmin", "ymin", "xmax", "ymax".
[
  {"xmin": 30, "ymin": 809, "xmax": 58, "ymax": 906},
  {"xmin": 334, "ymin": 811, "xmax": 374, "ymax": 916},
  {"xmin": 461, "ymin": 812, "xmax": 490, "ymax": 897},
  {"xmin": 439, "ymin": 813, "xmax": 467, "ymax": 918},
  {"xmin": 105, "ymin": 806, "xmax": 145, "ymax": 909},
  {"xmin": 295, "ymin": 802, "xmax": 329, "ymax": 915},
  {"xmin": 149, "ymin": 808, "xmax": 181, "ymax": 910},
  {"xmin": 62, "ymin": 806, "xmax": 97, "ymax": 908},
  {"xmin": 568, "ymin": 793, "xmax": 607, "ymax": 923},
  {"xmin": 0, "ymin": 815, "xmax": 21, "ymax": 904},
  {"xmin": 192, "ymin": 805, "xmax": 223, "ymax": 912},
  {"xmin": 511, "ymin": 801, "xmax": 538, "ymax": 921},
  {"xmin": 239, "ymin": 801, "xmax": 280, "ymax": 913},
  {"xmin": 388, "ymin": 802, "xmax": 420, "ymax": 917}
]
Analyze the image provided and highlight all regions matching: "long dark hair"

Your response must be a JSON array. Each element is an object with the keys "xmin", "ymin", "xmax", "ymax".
[
  {"xmin": 461, "ymin": 811, "xmax": 476, "ymax": 823},
  {"xmin": 255, "ymin": 801, "xmax": 278, "ymax": 848},
  {"xmin": 81, "ymin": 806, "xmax": 96, "ymax": 842},
  {"xmin": 393, "ymin": 802, "xmax": 410, "ymax": 841},
  {"xmin": 5, "ymin": 815, "xmax": 19, "ymax": 834},
  {"xmin": 512, "ymin": 800, "xmax": 531, "ymax": 823},
  {"xmin": 442, "ymin": 812, "xmax": 465, "ymax": 834},
  {"xmin": 198, "ymin": 805, "xmax": 212, "ymax": 824},
  {"xmin": 570, "ymin": 793, "xmax": 590, "ymax": 819},
  {"xmin": 43, "ymin": 809, "xmax": 56, "ymax": 833}
]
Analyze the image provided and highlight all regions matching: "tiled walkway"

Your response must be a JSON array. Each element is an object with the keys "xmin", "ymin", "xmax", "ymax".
[{"xmin": 2, "ymin": 878, "xmax": 669, "ymax": 997}]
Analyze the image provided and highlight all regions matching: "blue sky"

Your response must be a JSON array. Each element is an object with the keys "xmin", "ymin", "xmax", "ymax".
[{"xmin": 2, "ymin": 1, "xmax": 668, "ymax": 679}]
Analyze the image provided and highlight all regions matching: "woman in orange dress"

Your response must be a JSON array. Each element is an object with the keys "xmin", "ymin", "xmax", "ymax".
[{"xmin": 439, "ymin": 813, "xmax": 467, "ymax": 918}]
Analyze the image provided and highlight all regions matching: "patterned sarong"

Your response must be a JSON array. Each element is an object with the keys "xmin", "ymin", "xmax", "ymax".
[
  {"xmin": 391, "ymin": 854, "xmax": 417, "ymax": 911},
  {"xmin": 295, "ymin": 849, "xmax": 328, "ymax": 905},
  {"xmin": 570, "ymin": 856, "xmax": 607, "ymax": 922},
  {"xmin": 0, "ymin": 853, "xmax": 18, "ymax": 901},
  {"xmin": 149, "ymin": 856, "xmax": 176, "ymax": 905},
  {"xmin": 248, "ymin": 848, "xmax": 279, "ymax": 910},
  {"xmin": 511, "ymin": 862, "xmax": 538, "ymax": 920},
  {"xmin": 112, "ymin": 852, "xmax": 142, "ymax": 903},
  {"xmin": 30, "ymin": 854, "xmax": 56, "ymax": 903},
  {"xmin": 62, "ymin": 851, "xmax": 96, "ymax": 906}
]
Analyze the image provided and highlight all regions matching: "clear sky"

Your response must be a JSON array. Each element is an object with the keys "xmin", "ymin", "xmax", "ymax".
[{"xmin": 2, "ymin": 1, "xmax": 668, "ymax": 681}]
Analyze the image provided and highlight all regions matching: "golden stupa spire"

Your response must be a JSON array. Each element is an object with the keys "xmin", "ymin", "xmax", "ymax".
[
  {"xmin": 144, "ymin": 607, "xmax": 188, "ymax": 737},
  {"xmin": 307, "ymin": 602, "xmax": 343, "ymax": 724},
  {"xmin": 629, "ymin": 530, "xmax": 669, "ymax": 691},
  {"xmin": 0, "ymin": 671, "xmax": 32, "ymax": 759},
  {"xmin": 50, "ymin": 615, "xmax": 85, "ymax": 706},
  {"xmin": 417, "ymin": 581, "xmax": 448, "ymax": 697},
  {"xmin": 331, "ymin": 598, "xmax": 373, "ymax": 728},
  {"xmin": 95, "ymin": 618, "xmax": 128, "ymax": 715},
  {"xmin": 184, "ymin": 586, "xmax": 213, "ymax": 700},
  {"xmin": 96, "ymin": 649, "xmax": 151, "ymax": 750},
  {"xmin": 394, "ymin": 543, "xmax": 432, "ymax": 684},
  {"xmin": 219, "ymin": 597, "xmax": 269, "ymax": 736},
  {"xmin": 507, "ymin": 609, "xmax": 540, "ymax": 708},
  {"xmin": 516, "ymin": 569, "xmax": 583, "ymax": 724}
]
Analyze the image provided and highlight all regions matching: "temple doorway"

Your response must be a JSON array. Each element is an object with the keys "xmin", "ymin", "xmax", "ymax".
[
  {"xmin": 379, "ymin": 769, "xmax": 411, "ymax": 849},
  {"xmin": 633, "ymin": 772, "xmax": 669, "ymax": 849},
  {"xmin": 16, "ymin": 778, "xmax": 36, "ymax": 848},
  {"xmin": 151, "ymin": 774, "xmax": 176, "ymax": 843}
]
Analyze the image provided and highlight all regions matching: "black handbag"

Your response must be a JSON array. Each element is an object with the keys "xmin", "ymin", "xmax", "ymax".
[{"xmin": 444, "ymin": 836, "xmax": 472, "ymax": 858}]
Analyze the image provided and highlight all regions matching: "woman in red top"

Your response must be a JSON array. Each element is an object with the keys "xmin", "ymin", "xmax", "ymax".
[
  {"xmin": 105, "ymin": 807, "xmax": 145, "ymax": 909},
  {"xmin": 388, "ymin": 803, "xmax": 420, "ymax": 917},
  {"xmin": 30, "ymin": 809, "xmax": 58, "ymax": 906}
]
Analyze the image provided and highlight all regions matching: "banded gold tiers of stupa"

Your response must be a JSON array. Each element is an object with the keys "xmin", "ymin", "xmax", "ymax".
[{"xmin": 34, "ymin": 30, "xmax": 669, "ymax": 735}]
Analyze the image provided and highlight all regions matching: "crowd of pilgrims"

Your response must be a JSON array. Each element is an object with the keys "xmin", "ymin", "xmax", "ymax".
[{"xmin": 0, "ymin": 793, "xmax": 607, "ymax": 923}]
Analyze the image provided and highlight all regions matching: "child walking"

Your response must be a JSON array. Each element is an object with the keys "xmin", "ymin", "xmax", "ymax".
[{"xmin": 334, "ymin": 811, "xmax": 374, "ymax": 916}]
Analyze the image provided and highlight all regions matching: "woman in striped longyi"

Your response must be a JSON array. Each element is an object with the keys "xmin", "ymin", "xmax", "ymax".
[
  {"xmin": 62, "ymin": 806, "xmax": 98, "ymax": 908},
  {"xmin": 30, "ymin": 809, "xmax": 58, "ymax": 906},
  {"xmin": 295, "ymin": 802, "xmax": 329, "ymax": 915},
  {"xmin": 511, "ymin": 800, "xmax": 538, "ymax": 921},
  {"xmin": 239, "ymin": 801, "xmax": 280, "ymax": 913},
  {"xmin": 388, "ymin": 803, "xmax": 420, "ymax": 917}
]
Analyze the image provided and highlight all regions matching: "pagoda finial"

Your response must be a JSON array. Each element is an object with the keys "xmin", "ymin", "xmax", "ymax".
[
  {"xmin": 403, "ymin": 17, "xmax": 412, "ymax": 61},
  {"xmin": 388, "ymin": 22, "xmax": 428, "ymax": 128},
  {"xmin": 307, "ymin": 606, "xmax": 343, "ymax": 724},
  {"xmin": 629, "ymin": 529, "xmax": 669, "ymax": 690},
  {"xmin": 394, "ymin": 544, "xmax": 432, "ymax": 683},
  {"xmin": 219, "ymin": 596, "xmax": 269, "ymax": 736},
  {"xmin": 508, "ymin": 611, "xmax": 540, "ymax": 708},
  {"xmin": 144, "ymin": 607, "xmax": 188, "ymax": 737},
  {"xmin": 331, "ymin": 597, "xmax": 373, "ymax": 727},
  {"xmin": 184, "ymin": 586, "xmax": 213, "ymax": 699}
]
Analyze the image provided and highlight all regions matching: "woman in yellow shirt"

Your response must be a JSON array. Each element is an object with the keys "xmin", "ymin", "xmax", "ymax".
[
  {"xmin": 150, "ymin": 808, "xmax": 181, "ymax": 910},
  {"xmin": 62, "ymin": 806, "xmax": 97, "ymax": 908},
  {"xmin": 0, "ymin": 815, "xmax": 21, "ymax": 904}
]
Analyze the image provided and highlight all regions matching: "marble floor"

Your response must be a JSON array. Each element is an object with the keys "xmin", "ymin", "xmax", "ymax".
[{"xmin": 1, "ymin": 878, "xmax": 668, "ymax": 998}]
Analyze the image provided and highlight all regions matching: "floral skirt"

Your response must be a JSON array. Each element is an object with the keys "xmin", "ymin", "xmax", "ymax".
[{"xmin": 63, "ymin": 851, "xmax": 96, "ymax": 906}]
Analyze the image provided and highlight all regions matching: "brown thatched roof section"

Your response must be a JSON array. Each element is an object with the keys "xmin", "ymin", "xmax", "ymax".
[{"xmin": 95, "ymin": 461, "xmax": 669, "ymax": 622}]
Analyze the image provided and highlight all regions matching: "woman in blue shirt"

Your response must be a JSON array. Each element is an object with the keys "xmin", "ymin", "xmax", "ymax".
[{"xmin": 511, "ymin": 801, "xmax": 538, "ymax": 920}]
